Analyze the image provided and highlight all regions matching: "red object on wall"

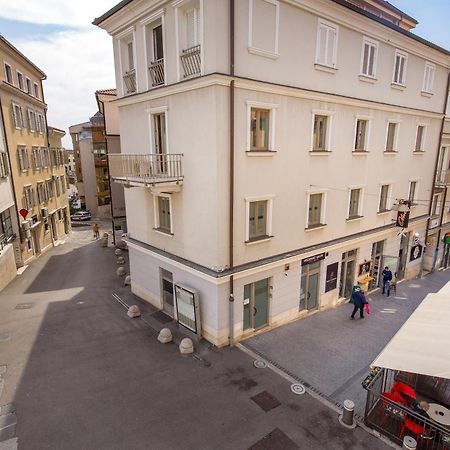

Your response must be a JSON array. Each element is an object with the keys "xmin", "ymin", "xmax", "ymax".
[{"xmin": 19, "ymin": 209, "xmax": 29, "ymax": 219}]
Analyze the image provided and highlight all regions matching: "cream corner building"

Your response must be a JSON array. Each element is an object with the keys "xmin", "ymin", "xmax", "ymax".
[{"xmin": 95, "ymin": 0, "xmax": 450, "ymax": 346}]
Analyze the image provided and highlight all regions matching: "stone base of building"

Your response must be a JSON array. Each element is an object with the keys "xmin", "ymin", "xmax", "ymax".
[{"xmin": 0, "ymin": 244, "xmax": 17, "ymax": 291}]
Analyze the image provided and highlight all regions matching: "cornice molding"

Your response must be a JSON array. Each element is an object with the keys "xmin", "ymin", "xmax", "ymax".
[{"xmin": 0, "ymin": 82, "xmax": 47, "ymax": 110}]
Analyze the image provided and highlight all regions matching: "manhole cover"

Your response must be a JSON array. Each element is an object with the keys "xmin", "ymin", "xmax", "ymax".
[
  {"xmin": 15, "ymin": 303, "xmax": 34, "ymax": 310},
  {"xmin": 253, "ymin": 360, "xmax": 267, "ymax": 369},
  {"xmin": 291, "ymin": 383, "xmax": 306, "ymax": 395},
  {"xmin": 251, "ymin": 390, "xmax": 281, "ymax": 412}
]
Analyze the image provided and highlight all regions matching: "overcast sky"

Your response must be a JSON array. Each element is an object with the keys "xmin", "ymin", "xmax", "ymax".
[{"xmin": 0, "ymin": 0, "xmax": 449, "ymax": 149}]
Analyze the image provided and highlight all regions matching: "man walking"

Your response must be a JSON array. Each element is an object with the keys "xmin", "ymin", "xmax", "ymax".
[
  {"xmin": 350, "ymin": 286, "xmax": 368, "ymax": 319},
  {"xmin": 93, "ymin": 222, "xmax": 100, "ymax": 240},
  {"xmin": 381, "ymin": 266, "xmax": 393, "ymax": 296}
]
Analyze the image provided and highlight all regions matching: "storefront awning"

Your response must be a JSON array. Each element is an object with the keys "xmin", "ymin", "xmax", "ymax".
[{"xmin": 372, "ymin": 292, "xmax": 450, "ymax": 379}]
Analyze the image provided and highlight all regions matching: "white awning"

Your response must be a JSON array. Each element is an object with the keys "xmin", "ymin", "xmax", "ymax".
[{"xmin": 372, "ymin": 292, "xmax": 450, "ymax": 379}]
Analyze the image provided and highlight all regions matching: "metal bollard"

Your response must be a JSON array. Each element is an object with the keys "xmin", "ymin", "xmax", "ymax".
[
  {"xmin": 338, "ymin": 400, "xmax": 356, "ymax": 429},
  {"xmin": 402, "ymin": 436, "xmax": 417, "ymax": 450}
]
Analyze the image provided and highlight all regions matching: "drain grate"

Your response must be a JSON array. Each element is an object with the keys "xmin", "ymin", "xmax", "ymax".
[
  {"xmin": 14, "ymin": 303, "xmax": 34, "ymax": 310},
  {"xmin": 151, "ymin": 311, "xmax": 173, "ymax": 324},
  {"xmin": 251, "ymin": 390, "xmax": 281, "ymax": 412},
  {"xmin": 248, "ymin": 428, "xmax": 299, "ymax": 450}
]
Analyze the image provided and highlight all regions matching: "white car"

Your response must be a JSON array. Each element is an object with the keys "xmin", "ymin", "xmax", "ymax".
[{"xmin": 70, "ymin": 211, "xmax": 92, "ymax": 221}]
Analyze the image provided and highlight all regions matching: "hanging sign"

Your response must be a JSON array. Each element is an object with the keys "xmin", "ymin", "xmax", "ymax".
[
  {"xmin": 19, "ymin": 209, "xmax": 29, "ymax": 219},
  {"xmin": 396, "ymin": 210, "xmax": 410, "ymax": 228},
  {"xmin": 410, "ymin": 244, "xmax": 423, "ymax": 262}
]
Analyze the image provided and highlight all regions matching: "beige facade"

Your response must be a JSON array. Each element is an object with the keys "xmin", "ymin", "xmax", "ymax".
[
  {"xmin": 0, "ymin": 36, "xmax": 70, "ymax": 266},
  {"xmin": 96, "ymin": 0, "xmax": 450, "ymax": 346}
]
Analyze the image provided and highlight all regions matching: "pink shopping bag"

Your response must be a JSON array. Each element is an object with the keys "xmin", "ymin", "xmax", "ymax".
[{"xmin": 365, "ymin": 303, "xmax": 371, "ymax": 315}]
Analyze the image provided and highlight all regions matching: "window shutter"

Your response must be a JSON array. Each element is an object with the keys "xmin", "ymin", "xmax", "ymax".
[
  {"xmin": 362, "ymin": 43, "xmax": 369, "ymax": 75},
  {"xmin": 186, "ymin": 9, "xmax": 195, "ymax": 48},
  {"xmin": 368, "ymin": 45, "xmax": 375, "ymax": 76},
  {"xmin": 127, "ymin": 42, "xmax": 134, "ymax": 71},
  {"xmin": 326, "ymin": 27, "xmax": 336, "ymax": 67}
]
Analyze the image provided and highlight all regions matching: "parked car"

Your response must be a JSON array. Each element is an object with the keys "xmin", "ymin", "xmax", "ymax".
[{"xmin": 70, "ymin": 211, "xmax": 92, "ymax": 221}]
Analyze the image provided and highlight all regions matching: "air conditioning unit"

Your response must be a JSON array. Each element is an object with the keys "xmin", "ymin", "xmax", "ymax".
[
  {"xmin": 41, "ymin": 208, "xmax": 48, "ymax": 218},
  {"xmin": 22, "ymin": 220, "xmax": 31, "ymax": 231}
]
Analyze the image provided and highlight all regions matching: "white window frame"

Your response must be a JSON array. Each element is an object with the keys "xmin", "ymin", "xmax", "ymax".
[
  {"xmin": 27, "ymin": 109, "xmax": 36, "ymax": 132},
  {"xmin": 25, "ymin": 77, "xmax": 32, "ymax": 94},
  {"xmin": 246, "ymin": 101, "xmax": 277, "ymax": 152},
  {"xmin": 116, "ymin": 26, "xmax": 138, "ymax": 96},
  {"xmin": 32, "ymin": 146, "xmax": 41, "ymax": 170},
  {"xmin": 152, "ymin": 193, "xmax": 173, "ymax": 234},
  {"xmin": 422, "ymin": 62, "xmax": 435, "ymax": 95},
  {"xmin": 244, "ymin": 195, "xmax": 274, "ymax": 242},
  {"xmin": 408, "ymin": 179, "xmax": 419, "ymax": 206},
  {"xmin": 310, "ymin": 110, "xmax": 334, "ymax": 152},
  {"xmin": 378, "ymin": 184, "xmax": 393, "ymax": 213},
  {"xmin": 33, "ymin": 82, "xmax": 39, "ymax": 99},
  {"xmin": 247, "ymin": 0, "xmax": 280, "ymax": 59},
  {"xmin": 18, "ymin": 146, "xmax": 29, "ymax": 171},
  {"xmin": 141, "ymin": 10, "xmax": 167, "ymax": 90},
  {"xmin": 432, "ymin": 193, "xmax": 441, "ymax": 217},
  {"xmin": 360, "ymin": 37, "xmax": 378, "ymax": 79},
  {"xmin": 16, "ymin": 70, "xmax": 25, "ymax": 91},
  {"xmin": 353, "ymin": 115, "xmax": 371, "ymax": 152},
  {"xmin": 347, "ymin": 185, "xmax": 364, "ymax": 220},
  {"xmin": 385, "ymin": 120, "xmax": 400, "ymax": 153},
  {"xmin": 315, "ymin": 19, "xmax": 338, "ymax": 69},
  {"xmin": 12, "ymin": 102, "xmax": 24, "ymax": 129},
  {"xmin": 306, "ymin": 189, "xmax": 327, "ymax": 229},
  {"xmin": 414, "ymin": 123, "xmax": 427, "ymax": 153},
  {"xmin": 146, "ymin": 106, "xmax": 169, "ymax": 155},
  {"xmin": 24, "ymin": 185, "xmax": 34, "ymax": 210},
  {"xmin": 392, "ymin": 50, "xmax": 408, "ymax": 86},
  {"xmin": 4, "ymin": 62, "xmax": 13, "ymax": 84}
]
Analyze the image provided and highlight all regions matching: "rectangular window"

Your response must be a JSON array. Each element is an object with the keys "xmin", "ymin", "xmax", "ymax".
[
  {"xmin": 348, "ymin": 189, "xmax": 361, "ymax": 218},
  {"xmin": 37, "ymin": 182, "xmax": 46, "ymax": 204},
  {"xmin": 12, "ymin": 103, "xmax": 24, "ymax": 129},
  {"xmin": 17, "ymin": 71, "xmax": 24, "ymax": 90},
  {"xmin": 33, "ymin": 82, "xmax": 39, "ymax": 99},
  {"xmin": 60, "ymin": 176, "xmax": 66, "ymax": 193},
  {"xmin": 249, "ymin": 200, "xmax": 267, "ymax": 239},
  {"xmin": 361, "ymin": 38, "xmax": 377, "ymax": 78},
  {"xmin": 157, "ymin": 196, "xmax": 171, "ymax": 233},
  {"xmin": 432, "ymin": 193, "xmax": 440, "ymax": 216},
  {"xmin": 127, "ymin": 41, "xmax": 134, "ymax": 71},
  {"xmin": 0, "ymin": 209, "xmax": 13, "ymax": 240},
  {"xmin": 27, "ymin": 109, "xmax": 36, "ymax": 132},
  {"xmin": 354, "ymin": 119, "xmax": 368, "ymax": 151},
  {"xmin": 4, "ymin": 63, "xmax": 12, "ymax": 84},
  {"xmin": 26, "ymin": 78, "xmax": 32, "ymax": 94},
  {"xmin": 316, "ymin": 20, "xmax": 337, "ymax": 68},
  {"xmin": 153, "ymin": 24, "xmax": 164, "ymax": 60},
  {"xmin": 0, "ymin": 152, "xmax": 9, "ymax": 178},
  {"xmin": 308, "ymin": 193, "xmax": 323, "ymax": 227},
  {"xmin": 24, "ymin": 186, "xmax": 35, "ymax": 210},
  {"xmin": 18, "ymin": 146, "xmax": 29, "ymax": 171},
  {"xmin": 379, "ymin": 185, "xmax": 390, "ymax": 212},
  {"xmin": 46, "ymin": 179, "xmax": 54, "ymax": 199},
  {"xmin": 54, "ymin": 176, "xmax": 61, "ymax": 197},
  {"xmin": 408, "ymin": 181, "xmax": 417, "ymax": 205},
  {"xmin": 41, "ymin": 147, "xmax": 49, "ymax": 168},
  {"xmin": 32, "ymin": 147, "xmax": 42, "ymax": 170},
  {"xmin": 415, "ymin": 125, "xmax": 425, "ymax": 152},
  {"xmin": 186, "ymin": 6, "xmax": 200, "ymax": 48},
  {"xmin": 313, "ymin": 115, "xmax": 328, "ymax": 151},
  {"xmin": 393, "ymin": 51, "xmax": 407, "ymax": 85},
  {"xmin": 422, "ymin": 62, "xmax": 435, "ymax": 94},
  {"xmin": 250, "ymin": 108, "xmax": 270, "ymax": 151},
  {"xmin": 385, "ymin": 122, "xmax": 397, "ymax": 152}
]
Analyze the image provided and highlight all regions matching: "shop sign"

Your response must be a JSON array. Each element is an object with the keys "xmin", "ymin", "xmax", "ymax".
[
  {"xmin": 325, "ymin": 262, "xmax": 338, "ymax": 293},
  {"xmin": 358, "ymin": 261, "xmax": 371, "ymax": 276},
  {"xmin": 301, "ymin": 252, "xmax": 325, "ymax": 266},
  {"xmin": 409, "ymin": 244, "xmax": 423, "ymax": 262},
  {"xmin": 396, "ymin": 210, "xmax": 410, "ymax": 228}
]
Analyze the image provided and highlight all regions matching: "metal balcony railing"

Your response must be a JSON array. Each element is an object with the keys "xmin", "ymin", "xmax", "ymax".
[
  {"xmin": 108, "ymin": 153, "xmax": 183, "ymax": 186},
  {"xmin": 123, "ymin": 69, "xmax": 137, "ymax": 94},
  {"xmin": 180, "ymin": 45, "xmax": 201, "ymax": 78},
  {"xmin": 149, "ymin": 58, "xmax": 165, "ymax": 87}
]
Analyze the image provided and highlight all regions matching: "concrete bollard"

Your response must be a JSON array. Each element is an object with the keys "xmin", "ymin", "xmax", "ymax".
[
  {"xmin": 124, "ymin": 275, "xmax": 131, "ymax": 286},
  {"xmin": 402, "ymin": 436, "xmax": 417, "ymax": 450},
  {"xmin": 116, "ymin": 240, "xmax": 127, "ymax": 250},
  {"xmin": 116, "ymin": 256, "xmax": 125, "ymax": 265},
  {"xmin": 179, "ymin": 338, "xmax": 194, "ymax": 354},
  {"xmin": 338, "ymin": 400, "xmax": 356, "ymax": 429},
  {"xmin": 100, "ymin": 237, "xmax": 108, "ymax": 247},
  {"xmin": 116, "ymin": 267, "xmax": 126, "ymax": 277},
  {"xmin": 114, "ymin": 249, "xmax": 122, "ymax": 257},
  {"xmin": 158, "ymin": 328, "xmax": 173, "ymax": 344},
  {"xmin": 127, "ymin": 305, "xmax": 141, "ymax": 318}
]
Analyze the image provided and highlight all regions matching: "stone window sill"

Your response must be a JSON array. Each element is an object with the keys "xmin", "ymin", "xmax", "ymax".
[
  {"xmin": 352, "ymin": 150, "xmax": 369, "ymax": 155},
  {"xmin": 153, "ymin": 228, "xmax": 174, "ymax": 237},
  {"xmin": 310, "ymin": 150, "xmax": 331, "ymax": 155},
  {"xmin": 421, "ymin": 91, "xmax": 433, "ymax": 98},
  {"xmin": 358, "ymin": 74, "xmax": 377, "ymax": 84},
  {"xmin": 314, "ymin": 63, "xmax": 337, "ymax": 74},
  {"xmin": 413, "ymin": 150, "xmax": 425, "ymax": 154},
  {"xmin": 346, "ymin": 215, "xmax": 363, "ymax": 222},
  {"xmin": 248, "ymin": 46, "xmax": 279, "ymax": 60},
  {"xmin": 391, "ymin": 82, "xmax": 406, "ymax": 91},
  {"xmin": 377, "ymin": 209, "xmax": 391, "ymax": 215},
  {"xmin": 245, "ymin": 235, "xmax": 273, "ymax": 245},
  {"xmin": 305, "ymin": 223, "xmax": 326, "ymax": 231},
  {"xmin": 384, "ymin": 150, "xmax": 398, "ymax": 155},
  {"xmin": 246, "ymin": 150, "xmax": 276, "ymax": 157}
]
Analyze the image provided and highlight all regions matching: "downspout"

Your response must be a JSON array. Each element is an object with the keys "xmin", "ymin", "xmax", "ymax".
[
  {"xmin": 228, "ymin": 0, "xmax": 235, "ymax": 347},
  {"xmin": 96, "ymin": 94, "xmax": 116, "ymax": 245},
  {"xmin": 419, "ymin": 72, "xmax": 450, "ymax": 277},
  {"xmin": 432, "ymin": 186, "xmax": 447, "ymax": 271}
]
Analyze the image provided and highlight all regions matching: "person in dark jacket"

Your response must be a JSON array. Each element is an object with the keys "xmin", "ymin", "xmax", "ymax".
[
  {"xmin": 382, "ymin": 267, "xmax": 393, "ymax": 296},
  {"xmin": 350, "ymin": 289, "xmax": 368, "ymax": 319}
]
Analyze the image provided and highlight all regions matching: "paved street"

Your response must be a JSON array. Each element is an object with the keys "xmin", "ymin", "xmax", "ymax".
[
  {"xmin": 243, "ymin": 270, "xmax": 450, "ymax": 417},
  {"xmin": 0, "ymin": 227, "xmax": 390, "ymax": 450}
]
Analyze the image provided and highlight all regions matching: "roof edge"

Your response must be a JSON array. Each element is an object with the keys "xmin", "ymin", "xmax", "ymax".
[{"xmin": 93, "ymin": 0, "xmax": 135, "ymax": 26}]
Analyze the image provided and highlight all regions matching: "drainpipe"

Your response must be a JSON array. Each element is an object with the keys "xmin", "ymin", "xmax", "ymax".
[
  {"xmin": 96, "ymin": 94, "xmax": 116, "ymax": 245},
  {"xmin": 228, "ymin": 0, "xmax": 235, "ymax": 347},
  {"xmin": 419, "ymin": 72, "xmax": 450, "ymax": 277},
  {"xmin": 432, "ymin": 186, "xmax": 447, "ymax": 271}
]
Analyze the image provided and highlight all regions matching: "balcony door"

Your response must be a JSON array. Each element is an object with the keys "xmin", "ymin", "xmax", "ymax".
[
  {"xmin": 153, "ymin": 113, "xmax": 167, "ymax": 174},
  {"xmin": 152, "ymin": 25, "xmax": 164, "ymax": 61}
]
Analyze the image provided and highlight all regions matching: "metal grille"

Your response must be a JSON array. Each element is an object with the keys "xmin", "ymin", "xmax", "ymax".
[
  {"xmin": 149, "ymin": 59, "xmax": 165, "ymax": 87},
  {"xmin": 123, "ymin": 69, "xmax": 136, "ymax": 94},
  {"xmin": 180, "ymin": 45, "xmax": 201, "ymax": 78}
]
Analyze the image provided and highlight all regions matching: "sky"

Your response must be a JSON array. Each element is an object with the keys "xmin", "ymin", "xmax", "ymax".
[{"xmin": 0, "ymin": 0, "xmax": 449, "ymax": 149}]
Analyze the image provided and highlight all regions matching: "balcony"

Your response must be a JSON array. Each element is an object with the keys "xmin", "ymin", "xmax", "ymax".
[
  {"xmin": 435, "ymin": 169, "xmax": 450, "ymax": 186},
  {"xmin": 108, "ymin": 153, "xmax": 183, "ymax": 191},
  {"xmin": 180, "ymin": 45, "xmax": 201, "ymax": 78},
  {"xmin": 123, "ymin": 69, "xmax": 136, "ymax": 94},
  {"xmin": 149, "ymin": 58, "xmax": 165, "ymax": 87}
]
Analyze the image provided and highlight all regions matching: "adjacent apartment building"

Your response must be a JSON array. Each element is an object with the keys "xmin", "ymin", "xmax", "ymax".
[
  {"xmin": 0, "ymin": 35, "xmax": 70, "ymax": 266},
  {"xmin": 95, "ymin": 0, "xmax": 450, "ymax": 346}
]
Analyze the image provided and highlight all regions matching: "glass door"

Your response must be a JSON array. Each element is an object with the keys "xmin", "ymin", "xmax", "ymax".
[
  {"xmin": 369, "ymin": 240, "xmax": 384, "ymax": 290},
  {"xmin": 339, "ymin": 250, "xmax": 357, "ymax": 298},
  {"xmin": 299, "ymin": 261, "xmax": 320, "ymax": 311},
  {"xmin": 153, "ymin": 113, "xmax": 167, "ymax": 174},
  {"xmin": 397, "ymin": 232, "xmax": 410, "ymax": 280},
  {"xmin": 160, "ymin": 268, "xmax": 174, "ymax": 316},
  {"xmin": 243, "ymin": 278, "xmax": 269, "ymax": 331}
]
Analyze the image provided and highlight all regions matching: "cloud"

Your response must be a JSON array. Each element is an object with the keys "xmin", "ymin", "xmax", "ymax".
[
  {"xmin": 0, "ymin": 0, "xmax": 118, "ymax": 27},
  {"xmin": 14, "ymin": 28, "xmax": 116, "ymax": 148}
]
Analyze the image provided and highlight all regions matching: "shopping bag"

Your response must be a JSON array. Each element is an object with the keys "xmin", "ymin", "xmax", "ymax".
[{"xmin": 365, "ymin": 303, "xmax": 371, "ymax": 315}]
